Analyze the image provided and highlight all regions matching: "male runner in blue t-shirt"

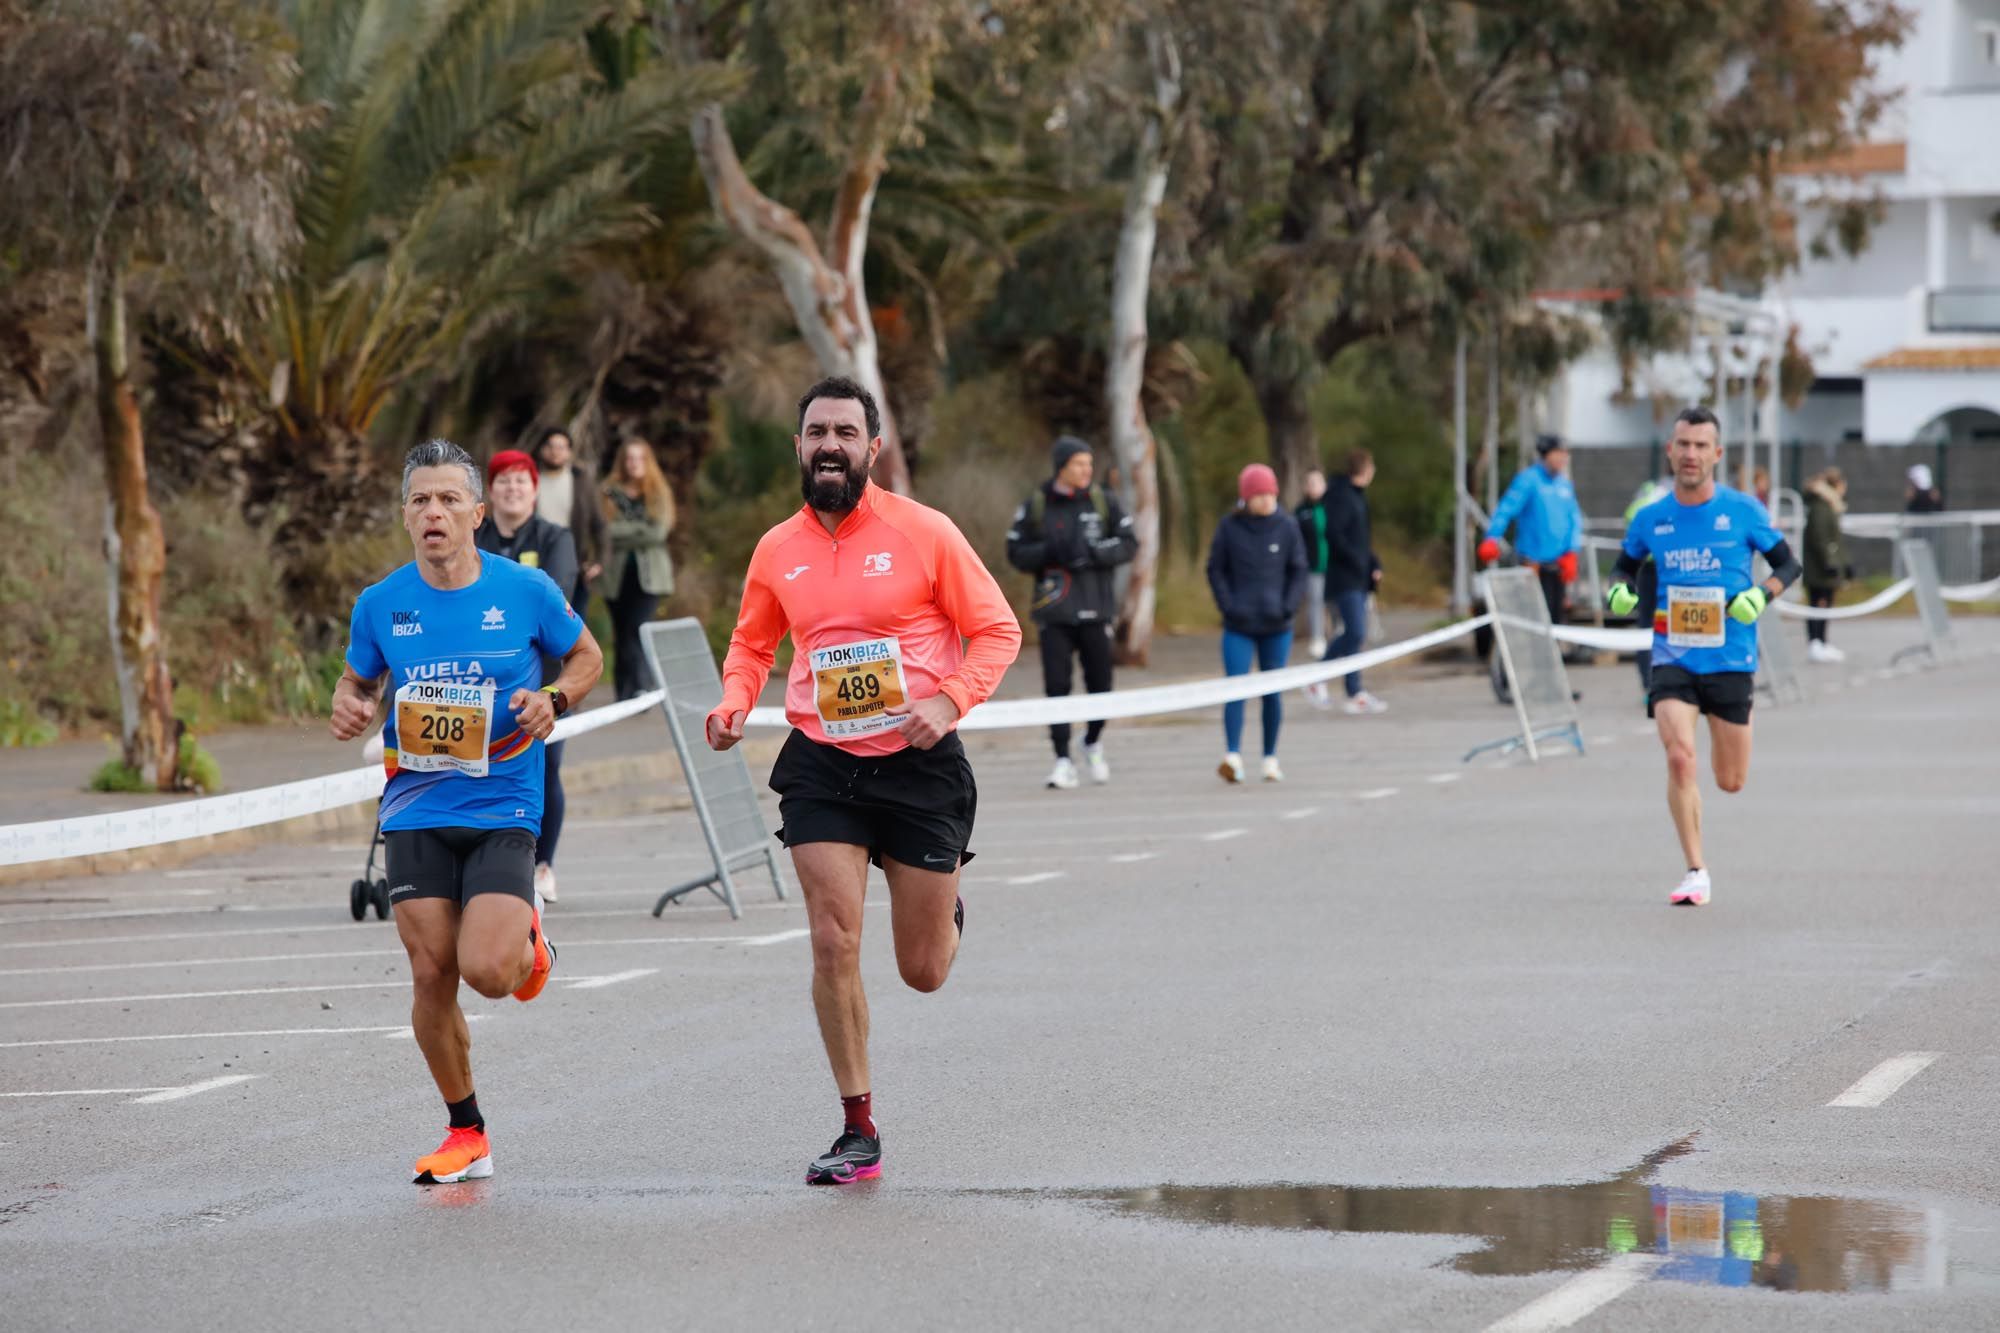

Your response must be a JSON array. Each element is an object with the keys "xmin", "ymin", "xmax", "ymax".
[
  {"xmin": 1605, "ymin": 406, "xmax": 1800, "ymax": 907},
  {"xmin": 330, "ymin": 438, "xmax": 603, "ymax": 1184}
]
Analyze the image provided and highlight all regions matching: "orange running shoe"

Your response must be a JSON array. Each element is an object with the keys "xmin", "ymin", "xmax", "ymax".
[
  {"xmin": 512, "ymin": 892, "xmax": 556, "ymax": 1002},
  {"xmin": 413, "ymin": 1125, "xmax": 492, "ymax": 1184}
]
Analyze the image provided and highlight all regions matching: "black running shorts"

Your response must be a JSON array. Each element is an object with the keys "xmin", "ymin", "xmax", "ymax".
[
  {"xmin": 1647, "ymin": 665, "xmax": 1754, "ymax": 726},
  {"xmin": 769, "ymin": 729, "xmax": 978, "ymax": 871},
  {"xmin": 384, "ymin": 826, "xmax": 537, "ymax": 907}
]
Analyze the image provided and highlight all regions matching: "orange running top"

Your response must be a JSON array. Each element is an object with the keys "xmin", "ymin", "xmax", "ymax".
[{"xmin": 711, "ymin": 484, "xmax": 1022, "ymax": 755}]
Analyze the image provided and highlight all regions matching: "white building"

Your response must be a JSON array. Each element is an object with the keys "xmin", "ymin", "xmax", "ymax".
[{"xmin": 1551, "ymin": 0, "xmax": 2000, "ymax": 459}]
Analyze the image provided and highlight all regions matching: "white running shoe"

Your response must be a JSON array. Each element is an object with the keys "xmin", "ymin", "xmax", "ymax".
[
  {"xmin": 1083, "ymin": 743, "xmax": 1111, "ymax": 785},
  {"xmin": 1343, "ymin": 691, "xmax": 1389, "ymax": 715},
  {"xmin": 1217, "ymin": 752, "xmax": 1245, "ymax": 784},
  {"xmin": 534, "ymin": 862, "xmax": 558, "ymax": 904},
  {"xmin": 1806, "ymin": 640, "xmax": 1846, "ymax": 664},
  {"xmin": 1260, "ymin": 755, "xmax": 1284, "ymax": 783},
  {"xmin": 1304, "ymin": 681, "xmax": 1332, "ymax": 709},
  {"xmin": 1670, "ymin": 868, "xmax": 1711, "ymax": 907},
  {"xmin": 1308, "ymin": 638, "xmax": 1328, "ymax": 660},
  {"xmin": 1046, "ymin": 756, "xmax": 1080, "ymax": 790}
]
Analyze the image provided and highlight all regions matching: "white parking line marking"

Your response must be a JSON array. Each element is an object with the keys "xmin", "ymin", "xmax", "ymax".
[
  {"xmin": 385, "ymin": 1017, "xmax": 487, "ymax": 1040},
  {"xmin": 1356, "ymin": 788, "xmax": 1399, "ymax": 801},
  {"xmin": 1281, "ymin": 808, "xmax": 1320, "ymax": 821},
  {"xmin": 1108, "ymin": 853, "xmax": 1157, "ymax": 864},
  {"xmin": 1631, "ymin": 723, "xmax": 1657, "ymax": 736},
  {"xmin": 1827, "ymin": 1052, "xmax": 1941, "ymax": 1108},
  {"xmin": 740, "ymin": 928, "xmax": 811, "ymax": 946},
  {"xmin": 0, "ymin": 933, "xmax": 807, "ymax": 977},
  {"xmin": 0, "ymin": 947, "xmax": 401, "ymax": 978},
  {"xmin": 1485, "ymin": 1254, "xmax": 1660, "ymax": 1332},
  {"xmin": 1005, "ymin": 872, "xmax": 1065, "ymax": 885},
  {"xmin": 0, "ymin": 921, "xmax": 374, "ymax": 951},
  {"xmin": 0, "ymin": 974, "xmax": 661, "ymax": 1010},
  {"xmin": 0, "ymin": 981, "xmax": 403, "ymax": 1010},
  {"xmin": 1590, "ymin": 735, "xmax": 1618, "ymax": 747},
  {"xmin": 1426, "ymin": 773, "xmax": 1461, "ymax": 785},
  {"xmin": 130, "ymin": 1075, "xmax": 259, "ymax": 1104},
  {"xmin": 2, "ymin": 1086, "xmax": 179, "ymax": 1098},
  {"xmin": 565, "ymin": 968, "xmax": 658, "ymax": 990},
  {"xmin": 1199, "ymin": 828, "xmax": 1247, "ymax": 843},
  {"xmin": 2, "ymin": 1025, "xmax": 438, "ymax": 1050}
]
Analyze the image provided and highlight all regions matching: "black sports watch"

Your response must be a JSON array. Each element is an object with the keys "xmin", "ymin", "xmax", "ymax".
[{"xmin": 540, "ymin": 685, "xmax": 569, "ymax": 716}]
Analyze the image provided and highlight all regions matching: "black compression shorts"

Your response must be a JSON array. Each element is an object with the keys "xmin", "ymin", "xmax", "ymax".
[
  {"xmin": 1647, "ymin": 665, "xmax": 1754, "ymax": 726},
  {"xmin": 769, "ymin": 729, "xmax": 978, "ymax": 872},
  {"xmin": 384, "ymin": 826, "xmax": 537, "ymax": 907}
]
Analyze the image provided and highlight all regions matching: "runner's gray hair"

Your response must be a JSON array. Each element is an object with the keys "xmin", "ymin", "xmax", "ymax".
[{"xmin": 401, "ymin": 438, "xmax": 482, "ymax": 503}]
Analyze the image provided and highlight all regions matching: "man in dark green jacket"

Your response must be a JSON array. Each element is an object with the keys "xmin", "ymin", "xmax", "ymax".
[{"xmin": 1294, "ymin": 469, "xmax": 1330, "ymax": 656}]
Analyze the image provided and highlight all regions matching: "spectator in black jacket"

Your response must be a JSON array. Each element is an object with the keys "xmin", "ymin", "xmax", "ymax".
[
  {"xmin": 1006, "ymin": 436, "xmax": 1139, "ymax": 789},
  {"xmin": 476, "ymin": 449, "xmax": 580, "ymax": 905},
  {"xmin": 1207, "ymin": 463, "xmax": 1307, "ymax": 784},
  {"xmin": 1306, "ymin": 449, "xmax": 1387, "ymax": 715}
]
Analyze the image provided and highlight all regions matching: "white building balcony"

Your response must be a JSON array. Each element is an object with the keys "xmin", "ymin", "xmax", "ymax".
[
  {"xmin": 1928, "ymin": 286, "xmax": 2000, "ymax": 331},
  {"xmin": 1909, "ymin": 88, "xmax": 2000, "ymax": 196}
]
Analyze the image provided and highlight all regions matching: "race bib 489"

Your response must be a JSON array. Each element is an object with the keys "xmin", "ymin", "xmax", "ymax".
[{"xmin": 810, "ymin": 637, "xmax": 908, "ymax": 738}]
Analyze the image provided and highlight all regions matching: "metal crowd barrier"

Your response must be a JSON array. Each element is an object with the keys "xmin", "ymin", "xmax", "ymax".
[
  {"xmin": 1465, "ymin": 569, "xmax": 1585, "ymax": 764},
  {"xmin": 638, "ymin": 618, "xmax": 789, "ymax": 920}
]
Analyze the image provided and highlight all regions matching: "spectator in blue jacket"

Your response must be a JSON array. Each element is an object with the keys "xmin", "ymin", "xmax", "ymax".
[
  {"xmin": 1480, "ymin": 434, "xmax": 1585, "ymax": 623},
  {"xmin": 1207, "ymin": 463, "xmax": 1308, "ymax": 784}
]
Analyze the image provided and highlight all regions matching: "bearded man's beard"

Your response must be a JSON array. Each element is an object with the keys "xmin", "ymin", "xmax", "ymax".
[{"xmin": 800, "ymin": 449, "xmax": 868, "ymax": 513}]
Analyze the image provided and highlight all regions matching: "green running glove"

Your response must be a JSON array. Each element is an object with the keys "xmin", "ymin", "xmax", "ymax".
[
  {"xmin": 1606, "ymin": 582, "xmax": 1638, "ymax": 616},
  {"xmin": 1727, "ymin": 586, "xmax": 1769, "ymax": 624}
]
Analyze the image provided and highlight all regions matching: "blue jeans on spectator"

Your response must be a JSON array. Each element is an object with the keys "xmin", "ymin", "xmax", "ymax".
[
  {"xmin": 536, "ymin": 739, "xmax": 566, "ymax": 867},
  {"xmin": 1223, "ymin": 629, "xmax": 1293, "ymax": 757},
  {"xmin": 1321, "ymin": 590, "xmax": 1370, "ymax": 697}
]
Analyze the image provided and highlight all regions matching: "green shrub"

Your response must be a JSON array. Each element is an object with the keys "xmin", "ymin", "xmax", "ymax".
[
  {"xmin": 178, "ymin": 731, "xmax": 222, "ymax": 793},
  {"xmin": 85, "ymin": 732, "xmax": 223, "ymax": 793},
  {"xmin": 88, "ymin": 755, "xmax": 150, "ymax": 793}
]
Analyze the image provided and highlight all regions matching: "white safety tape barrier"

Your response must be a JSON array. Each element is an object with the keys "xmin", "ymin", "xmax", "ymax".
[
  {"xmin": 1543, "ymin": 623, "xmax": 1653, "ymax": 652},
  {"xmin": 2, "ymin": 620, "xmax": 1491, "ymax": 866},
  {"xmin": 0, "ymin": 688, "xmax": 669, "ymax": 868},
  {"xmin": 744, "ymin": 616, "xmax": 1493, "ymax": 730},
  {"xmin": 1941, "ymin": 574, "xmax": 2000, "ymax": 603},
  {"xmin": 1533, "ymin": 570, "xmax": 2000, "ymax": 650},
  {"xmin": 1776, "ymin": 579, "xmax": 1915, "ymax": 621},
  {"xmin": 11, "ymin": 571, "xmax": 1991, "ymax": 869},
  {"xmin": 1542, "ymin": 574, "xmax": 2000, "ymax": 651}
]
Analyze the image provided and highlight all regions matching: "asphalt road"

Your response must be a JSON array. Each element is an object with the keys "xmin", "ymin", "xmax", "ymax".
[{"xmin": 3, "ymin": 617, "xmax": 1998, "ymax": 1331}]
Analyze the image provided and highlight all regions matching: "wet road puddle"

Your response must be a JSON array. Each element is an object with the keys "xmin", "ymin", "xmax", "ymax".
[{"xmin": 1038, "ymin": 1140, "xmax": 1965, "ymax": 1293}]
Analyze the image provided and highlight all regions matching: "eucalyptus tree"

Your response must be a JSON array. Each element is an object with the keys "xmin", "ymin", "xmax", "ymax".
[{"xmin": 0, "ymin": 0, "xmax": 307, "ymax": 787}]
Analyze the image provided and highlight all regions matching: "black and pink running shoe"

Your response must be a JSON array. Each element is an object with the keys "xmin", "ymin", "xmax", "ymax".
[{"xmin": 806, "ymin": 1129, "xmax": 882, "ymax": 1185}]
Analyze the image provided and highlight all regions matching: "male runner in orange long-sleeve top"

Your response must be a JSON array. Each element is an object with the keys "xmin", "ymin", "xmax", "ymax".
[{"xmin": 707, "ymin": 375, "xmax": 1021, "ymax": 1185}]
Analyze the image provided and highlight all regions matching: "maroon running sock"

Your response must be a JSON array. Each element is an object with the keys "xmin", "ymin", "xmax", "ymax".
[{"xmin": 842, "ymin": 1092, "xmax": 876, "ymax": 1138}]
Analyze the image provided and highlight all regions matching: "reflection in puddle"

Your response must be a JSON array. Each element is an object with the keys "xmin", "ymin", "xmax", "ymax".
[{"xmin": 1049, "ymin": 1139, "xmax": 1953, "ymax": 1293}]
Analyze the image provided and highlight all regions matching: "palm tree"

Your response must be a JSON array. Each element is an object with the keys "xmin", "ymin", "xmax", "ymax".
[{"xmin": 218, "ymin": 0, "xmax": 732, "ymax": 628}]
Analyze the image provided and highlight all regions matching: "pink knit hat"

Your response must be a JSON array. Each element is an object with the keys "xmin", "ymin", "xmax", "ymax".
[{"xmin": 1238, "ymin": 463, "xmax": 1279, "ymax": 500}]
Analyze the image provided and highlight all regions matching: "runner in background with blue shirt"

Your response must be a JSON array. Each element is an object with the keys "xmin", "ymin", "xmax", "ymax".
[
  {"xmin": 1605, "ymin": 407, "xmax": 1800, "ymax": 907},
  {"xmin": 330, "ymin": 438, "xmax": 603, "ymax": 1184}
]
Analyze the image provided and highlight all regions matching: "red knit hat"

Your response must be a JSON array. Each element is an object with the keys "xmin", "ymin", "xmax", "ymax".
[
  {"xmin": 1238, "ymin": 463, "xmax": 1279, "ymax": 500},
  {"xmin": 488, "ymin": 449, "xmax": 539, "ymax": 487}
]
